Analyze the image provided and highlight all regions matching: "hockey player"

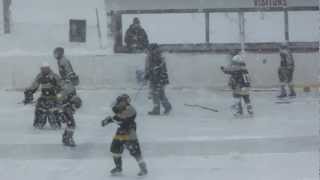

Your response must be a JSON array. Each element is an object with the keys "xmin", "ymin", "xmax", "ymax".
[
  {"xmin": 278, "ymin": 43, "xmax": 296, "ymax": 98},
  {"xmin": 54, "ymin": 47, "xmax": 79, "ymax": 86},
  {"xmin": 23, "ymin": 62, "xmax": 63, "ymax": 129},
  {"xmin": 101, "ymin": 94, "xmax": 148, "ymax": 176},
  {"xmin": 144, "ymin": 43, "xmax": 172, "ymax": 115},
  {"xmin": 58, "ymin": 79, "xmax": 82, "ymax": 147},
  {"xmin": 221, "ymin": 51, "xmax": 253, "ymax": 116}
]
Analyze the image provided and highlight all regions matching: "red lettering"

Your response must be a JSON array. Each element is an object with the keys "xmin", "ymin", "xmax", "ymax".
[{"xmin": 254, "ymin": 0, "xmax": 287, "ymax": 8}]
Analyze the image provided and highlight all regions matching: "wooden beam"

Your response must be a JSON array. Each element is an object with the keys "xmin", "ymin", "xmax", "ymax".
[
  {"xmin": 116, "ymin": 6, "xmax": 319, "ymax": 15},
  {"xmin": 106, "ymin": 0, "xmax": 319, "ymax": 12},
  {"xmin": 115, "ymin": 42, "xmax": 319, "ymax": 53}
]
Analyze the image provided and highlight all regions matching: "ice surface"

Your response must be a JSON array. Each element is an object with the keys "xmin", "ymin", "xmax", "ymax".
[
  {"xmin": 0, "ymin": 1, "xmax": 318, "ymax": 179},
  {"xmin": 0, "ymin": 89, "xmax": 318, "ymax": 179}
]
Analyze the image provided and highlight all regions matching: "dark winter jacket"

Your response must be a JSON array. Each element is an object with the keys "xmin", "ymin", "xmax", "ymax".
[
  {"xmin": 57, "ymin": 56, "xmax": 79, "ymax": 86},
  {"xmin": 222, "ymin": 65, "xmax": 250, "ymax": 89},
  {"xmin": 280, "ymin": 49, "xmax": 294, "ymax": 69},
  {"xmin": 144, "ymin": 52, "xmax": 169, "ymax": 87},
  {"xmin": 112, "ymin": 104, "xmax": 137, "ymax": 141},
  {"xmin": 125, "ymin": 24, "xmax": 149, "ymax": 50}
]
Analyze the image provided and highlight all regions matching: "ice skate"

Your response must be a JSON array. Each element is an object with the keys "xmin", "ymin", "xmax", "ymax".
[
  {"xmin": 137, "ymin": 161, "xmax": 148, "ymax": 176},
  {"xmin": 110, "ymin": 167, "xmax": 122, "ymax": 176},
  {"xmin": 148, "ymin": 108, "xmax": 160, "ymax": 115}
]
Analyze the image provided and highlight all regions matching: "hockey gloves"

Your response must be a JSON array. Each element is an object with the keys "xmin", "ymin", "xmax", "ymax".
[
  {"xmin": 101, "ymin": 116, "xmax": 113, "ymax": 127},
  {"xmin": 23, "ymin": 90, "xmax": 34, "ymax": 104}
]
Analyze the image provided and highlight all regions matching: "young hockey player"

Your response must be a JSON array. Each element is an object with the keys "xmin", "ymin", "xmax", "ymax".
[
  {"xmin": 221, "ymin": 51, "xmax": 253, "ymax": 116},
  {"xmin": 23, "ymin": 62, "xmax": 63, "ymax": 129},
  {"xmin": 101, "ymin": 94, "xmax": 148, "ymax": 176},
  {"xmin": 278, "ymin": 43, "xmax": 296, "ymax": 98},
  {"xmin": 58, "ymin": 79, "xmax": 82, "ymax": 147},
  {"xmin": 54, "ymin": 47, "xmax": 79, "ymax": 86},
  {"xmin": 144, "ymin": 43, "xmax": 172, "ymax": 115}
]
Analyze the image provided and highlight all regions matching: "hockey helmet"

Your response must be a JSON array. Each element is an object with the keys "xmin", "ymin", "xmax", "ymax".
[
  {"xmin": 231, "ymin": 55, "xmax": 245, "ymax": 66},
  {"xmin": 40, "ymin": 62, "xmax": 51, "ymax": 74},
  {"xmin": 147, "ymin": 43, "xmax": 159, "ymax": 51},
  {"xmin": 54, "ymin": 47, "xmax": 64, "ymax": 59},
  {"xmin": 116, "ymin": 94, "xmax": 131, "ymax": 104},
  {"xmin": 133, "ymin": 17, "xmax": 140, "ymax": 25}
]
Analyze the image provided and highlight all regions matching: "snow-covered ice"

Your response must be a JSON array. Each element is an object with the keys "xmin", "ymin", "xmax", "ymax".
[
  {"xmin": 0, "ymin": 89, "xmax": 318, "ymax": 180},
  {"xmin": 0, "ymin": 0, "xmax": 318, "ymax": 179}
]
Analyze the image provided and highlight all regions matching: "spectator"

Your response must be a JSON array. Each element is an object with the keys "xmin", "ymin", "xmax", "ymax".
[{"xmin": 125, "ymin": 17, "xmax": 149, "ymax": 52}]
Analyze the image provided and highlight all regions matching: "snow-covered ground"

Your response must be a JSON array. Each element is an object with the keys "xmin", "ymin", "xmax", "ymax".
[
  {"xmin": 0, "ymin": 1, "xmax": 318, "ymax": 179},
  {"xmin": 0, "ymin": 89, "xmax": 318, "ymax": 180}
]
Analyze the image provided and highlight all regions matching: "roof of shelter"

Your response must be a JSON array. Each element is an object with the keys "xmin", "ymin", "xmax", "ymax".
[{"xmin": 105, "ymin": 0, "xmax": 319, "ymax": 12}]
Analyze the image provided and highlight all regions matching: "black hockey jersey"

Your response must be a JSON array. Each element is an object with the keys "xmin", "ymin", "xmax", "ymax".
[
  {"xmin": 145, "ymin": 53, "xmax": 169, "ymax": 86},
  {"xmin": 112, "ymin": 104, "xmax": 137, "ymax": 140},
  {"xmin": 280, "ymin": 49, "xmax": 294, "ymax": 68},
  {"xmin": 26, "ymin": 70, "xmax": 62, "ymax": 97},
  {"xmin": 222, "ymin": 66, "xmax": 251, "ymax": 89}
]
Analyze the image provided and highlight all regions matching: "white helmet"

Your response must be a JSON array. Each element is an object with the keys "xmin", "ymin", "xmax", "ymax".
[
  {"xmin": 231, "ymin": 55, "xmax": 244, "ymax": 65},
  {"xmin": 40, "ymin": 62, "xmax": 51, "ymax": 74},
  {"xmin": 41, "ymin": 62, "xmax": 50, "ymax": 68}
]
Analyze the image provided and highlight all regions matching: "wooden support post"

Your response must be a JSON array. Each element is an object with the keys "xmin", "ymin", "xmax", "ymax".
[
  {"xmin": 284, "ymin": 8, "xmax": 289, "ymax": 42},
  {"xmin": 205, "ymin": 12, "xmax": 210, "ymax": 43},
  {"xmin": 111, "ymin": 12, "xmax": 123, "ymax": 52},
  {"xmin": 96, "ymin": 8, "xmax": 103, "ymax": 48},
  {"xmin": 238, "ymin": 12, "xmax": 245, "ymax": 53},
  {"xmin": 3, "ymin": 0, "xmax": 11, "ymax": 34}
]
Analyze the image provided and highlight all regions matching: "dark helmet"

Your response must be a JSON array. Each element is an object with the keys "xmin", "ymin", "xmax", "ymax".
[
  {"xmin": 133, "ymin": 17, "xmax": 140, "ymax": 25},
  {"xmin": 54, "ymin": 47, "xmax": 64, "ymax": 59},
  {"xmin": 71, "ymin": 95, "xmax": 82, "ymax": 109},
  {"xmin": 116, "ymin": 94, "xmax": 131, "ymax": 104},
  {"xmin": 147, "ymin": 43, "xmax": 160, "ymax": 52},
  {"xmin": 113, "ymin": 94, "xmax": 131, "ymax": 113}
]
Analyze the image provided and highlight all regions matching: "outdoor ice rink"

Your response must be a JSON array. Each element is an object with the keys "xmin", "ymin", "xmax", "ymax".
[{"xmin": 0, "ymin": 89, "xmax": 318, "ymax": 180}]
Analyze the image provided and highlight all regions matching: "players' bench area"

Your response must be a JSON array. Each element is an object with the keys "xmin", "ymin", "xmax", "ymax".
[{"xmin": 105, "ymin": 0, "xmax": 319, "ymax": 53}]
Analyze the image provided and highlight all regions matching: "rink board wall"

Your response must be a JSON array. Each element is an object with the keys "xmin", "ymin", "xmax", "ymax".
[{"xmin": 0, "ymin": 52, "xmax": 318, "ymax": 90}]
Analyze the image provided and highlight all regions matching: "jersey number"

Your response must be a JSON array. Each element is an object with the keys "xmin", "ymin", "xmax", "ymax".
[{"xmin": 243, "ymin": 74, "xmax": 250, "ymax": 84}]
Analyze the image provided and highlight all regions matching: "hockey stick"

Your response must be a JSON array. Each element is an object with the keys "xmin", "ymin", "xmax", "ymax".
[
  {"xmin": 132, "ymin": 84, "xmax": 146, "ymax": 102},
  {"xmin": 275, "ymin": 101, "xmax": 291, "ymax": 104},
  {"xmin": 18, "ymin": 100, "xmax": 36, "ymax": 105},
  {"xmin": 184, "ymin": 104, "xmax": 219, "ymax": 112}
]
